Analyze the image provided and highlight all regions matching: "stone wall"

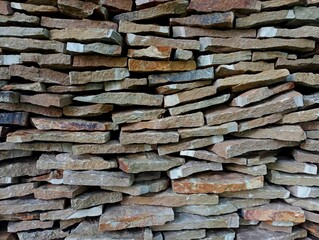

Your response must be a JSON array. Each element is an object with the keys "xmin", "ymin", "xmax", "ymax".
[{"xmin": 0, "ymin": 0, "xmax": 319, "ymax": 239}]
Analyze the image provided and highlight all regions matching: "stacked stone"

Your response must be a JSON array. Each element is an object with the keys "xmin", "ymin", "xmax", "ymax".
[{"xmin": 0, "ymin": 0, "xmax": 318, "ymax": 239}]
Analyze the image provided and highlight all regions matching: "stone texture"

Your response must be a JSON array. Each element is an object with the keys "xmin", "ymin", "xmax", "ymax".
[
  {"xmin": 31, "ymin": 117, "xmax": 117, "ymax": 131},
  {"xmin": 172, "ymin": 172, "xmax": 263, "ymax": 194},
  {"xmin": 178, "ymin": 122, "xmax": 237, "ymax": 139},
  {"xmin": 0, "ymin": 150, "xmax": 32, "ymax": 161},
  {"xmin": 253, "ymin": 51, "xmax": 288, "ymax": 61},
  {"xmin": 162, "ymin": 229, "xmax": 205, "ymax": 240},
  {"xmin": 304, "ymin": 92, "xmax": 319, "ymax": 107},
  {"xmin": 288, "ymin": 186, "xmax": 319, "ymax": 198},
  {"xmin": 197, "ymin": 51, "xmax": 252, "ymax": 67},
  {"xmin": 174, "ymin": 49, "xmax": 193, "ymax": 60},
  {"xmin": 99, "ymin": 205, "xmax": 174, "ymax": 231},
  {"xmin": 267, "ymin": 170, "xmax": 319, "ymax": 186},
  {"xmin": 303, "ymin": 221, "xmax": 319, "ymax": 238},
  {"xmin": 258, "ymin": 26, "xmax": 319, "ymax": 40},
  {"xmin": 47, "ymin": 83, "xmax": 104, "ymax": 93},
  {"xmin": 225, "ymin": 164, "xmax": 267, "ymax": 176},
  {"xmin": 66, "ymin": 42, "xmax": 122, "ymax": 56},
  {"xmin": 2, "ymin": 82, "xmax": 46, "ymax": 92},
  {"xmin": 74, "ymin": 91, "xmax": 163, "ymax": 106},
  {"xmin": 20, "ymin": 53, "xmax": 71, "ymax": 69},
  {"xmin": 268, "ymin": 159, "xmax": 317, "ymax": 175},
  {"xmin": 104, "ymin": 78, "xmax": 148, "ymax": 91},
  {"xmin": 276, "ymin": 56, "xmax": 319, "ymax": 72},
  {"xmin": 126, "ymin": 33, "xmax": 200, "ymax": 50},
  {"xmin": 261, "ymin": 0, "xmax": 305, "ymax": 10},
  {"xmin": 200, "ymin": 37, "xmax": 315, "ymax": 53},
  {"xmin": 128, "ymin": 46, "xmax": 172, "ymax": 60},
  {"xmin": 101, "ymin": 0, "xmax": 132, "ymax": 12},
  {"xmin": 285, "ymin": 197, "xmax": 319, "ymax": 211},
  {"xmin": 73, "ymin": 55, "xmax": 126, "ymax": 68},
  {"xmin": 63, "ymin": 104, "xmax": 113, "ymax": 117},
  {"xmin": 113, "ymin": 0, "xmax": 188, "ymax": 22},
  {"xmin": 117, "ymin": 152, "xmax": 184, "ymax": 173},
  {"xmin": 158, "ymin": 135, "xmax": 223, "ymax": 156},
  {"xmin": 17, "ymin": 229, "xmax": 68, "ymax": 240},
  {"xmin": 304, "ymin": 210, "xmax": 319, "ymax": 223},
  {"xmin": 0, "ymin": 91, "xmax": 19, "ymax": 103},
  {"xmin": 120, "ymin": 130, "xmax": 179, "ymax": 145},
  {"xmin": 122, "ymin": 188, "xmax": 218, "ymax": 207},
  {"xmin": 0, "ymin": 67, "xmax": 10, "ymax": 80},
  {"xmin": 119, "ymin": 20, "xmax": 169, "ymax": 36},
  {"xmin": 236, "ymin": 227, "xmax": 307, "ymax": 240},
  {"xmin": 112, "ymin": 108, "xmax": 165, "ymax": 124},
  {"xmin": 7, "ymin": 220, "xmax": 54, "ymax": 233},
  {"xmin": 168, "ymin": 160, "xmax": 223, "ymax": 179},
  {"xmin": 301, "ymin": 139, "xmax": 319, "ymax": 151},
  {"xmin": 0, "ymin": 55, "xmax": 20, "ymax": 65},
  {"xmin": 188, "ymin": 0, "xmax": 261, "ymax": 13},
  {"xmin": 10, "ymin": 2, "xmax": 59, "ymax": 14},
  {"xmin": 0, "ymin": 142, "xmax": 72, "ymax": 153},
  {"xmin": 20, "ymin": 93, "xmax": 72, "ymax": 107},
  {"xmin": 0, "ymin": 183, "xmax": 37, "ymax": 200},
  {"xmin": 71, "ymin": 191, "xmax": 122, "ymax": 209},
  {"xmin": 0, "ymin": 112, "xmax": 28, "ymax": 126},
  {"xmin": 170, "ymin": 12, "xmax": 234, "ymax": 29},
  {"xmin": 291, "ymin": 6, "xmax": 319, "ymax": 26},
  {"xmin": 205, "ymin": 91, "xmax": 303, "ymax": 125},
  {"xmin": 238, "ymin": 113, "xmax": 283, "ymax": 132},
  {"xmin": 211, "ymin": 139, "xmax": 298, "ymax": 159},
  {"xmin": 281, "ymin": 108, "xmax": 319, "ymax": 124},
  {"xmin": 307, "ymin": 130, "xmax": 319, "ymax": 139},
  {"xmin": 0, "ymin": 26, "xmax": 49, "ymax": 39},
  {"xmin": 34, "ymin": 184, "xmax": 86, "ymax": 200},
  {"xmin": 152, "ymin": 213, "xmax": 239, "ymax": 231},
  {"xmin": 242, "ymin": 203, "xmax": 305, "ymax": 223},
  {"xmin": 0, "ymin": 1, "xmax": 13, "ymax": 15},
  {"xmin": 63, "ymin": 170, "xmax": 133, "ymax": 187},
  {"xmin": 40, "ymin": 205, "xmax": 103, "ymax": 221},
  {"xmin": 301, "ymin": 121, "xmax": 319, "ymax": 131},
  {"xmin": 0, "ymin": 12, "xmax": 39, "ymax": 25}
]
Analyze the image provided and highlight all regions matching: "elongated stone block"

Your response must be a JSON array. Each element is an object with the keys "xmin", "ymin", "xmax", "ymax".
[
  {"xmin": 0, "ymin": 183, "xmax": 37, "ymax": 200},
  {"xmin": 7, "ymin": 220, "xmax": 54, "ymax": 233},
  {"xmin": 267, "ymin": 170, "xmax": 319, "ymax": 186},
  {"xmin": 66, "ymin": 42, "xmax": 122, "ymax": 56},
  {"xmin": 71, "ymin": 191, "xmax": 122, "ymax": 209}
]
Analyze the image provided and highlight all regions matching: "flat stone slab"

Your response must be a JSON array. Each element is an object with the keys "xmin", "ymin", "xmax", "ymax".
[
  {"xmin": 288, "ymin": 186, "xmax": 319, "ymax": 198},
  {"xmin": 112, "ymin": 108, "xmax": 166, "ymax": 124},
  {"xmin": 268, "ymin": 159, "xmax": 317, "ymax": 175},
  {"xmin": 33, "ymin": 184, "xmax": 86, "ymax": 200},
  {"xmin": 119, "ymin": 20, "xmax": 169, "ymax": 36},
  {"xmin": 17, "ymin": 229, "xmax": 68, "ymax": 240},
  {"xmin": 129, "ymin": 59, "xmax": 196, "ymax": 72},
  {"xmin": 198, "ymin": 51, "xmax": 252, "ymax": 67},
  {"xmin": 0, "ymin": 158, "xmax": 49, "ymax": 177},
  {"xmin": 285, "ymin": 197, "xmax": 319, "ymax": 211},
  {"xmin": 63, "ymin": 104, "xmax": 113, "ymax": 117},
  {"xmin": 7, "ymin": 220, "xmax": 54, "ymax": 233},
  {"xmin": 162, "ymin": 229, "xmax": 205, "ymax": 240},
  {"xmin": 120, "ymin": 130, "xmax": 179, "ymax": 145},
  {"xmin": 267, "ymin": 170, "xmax": 319, "ymax": 186},
  {"xmin": 0, "ymin": 182, "xmax": 37, "ymax": 200},
  {"xmin": 292, "ymin": 149, "xmax": 319, "ymax": 163},
  {"xmin": 66, "ymin": 42, "xmax": 122, "ymax": 56}
]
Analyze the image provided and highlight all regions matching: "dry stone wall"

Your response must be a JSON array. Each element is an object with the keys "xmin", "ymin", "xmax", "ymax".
[{"xmin": 0, "ymin": 0, "xmax": 319, "ymax": 239}]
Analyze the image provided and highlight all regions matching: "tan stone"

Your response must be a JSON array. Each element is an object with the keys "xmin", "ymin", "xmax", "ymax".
[
  {"xmin": 170, "ymin": 12, "xmax": 234, "ymax": 29},
  {"xmin": 197, "ymin": 51, "xmax": 252, "ymax": 67},
  {"xmin": 102, "ymin": 179, "xmax": 169, "ymax": 196},
  {"xmin": 225, "ymin": 164, "xmax": 267, "ymax": 176},
  {"xmin": 238, "ymin": 113, "xmax": 283, "ymax": 132},
  {"xmin": 188, "ymin": 0, "xmax": 261, "ymax": 13},
  {"xmin": 276, "ymin": 55, "xmax": 319, "ymax": 72},
  {"xmin": 0, "ymin": 142, "xmax": 72, "ymax": 153},
  {"xmin": 47, "ymin": 83, "xmax": 104, "ymax": 93},
  {"xmin": 242, "ymin": 203, "xmax": 305, "ymax": 223},
  {"xmin": 104, "ymin": 78, "xmax": 147, "ymax": 91},
  {"xmin": 288, "ymin": 72, "xmax": 319, "ymax": 88},
  {"xmin": 122, "ymin": 188, "xmax": 218, "ymax": 207},
  {"xmin": 236, "ymin": 10, "xmax": 295, "ymax": 28},
  {"xmin": 216, "ymin": 61, "xmax": 274, "ymax": 78},
  {"xmin": 267, "ymin": 170, "xmax": 319, "ymax": 186},
  {"xmin": 0, "ymin": 183, "xmax": 37, "ymax": 200},
  {"xmin": 34, "ymin": 184, "xmax": 86, "ymax": 200},
  {"xmin": 156, "ymin": 80, "xmax": 212, "ymax": 95},
  {"xmin": 66, "ymin": 42, "xmax": 122, "ymax": 56},
  {"xmin": 119, "ymin": 20, "xmax": 169, "ymax": 36},
  {"xmin": 200, "ymin": 37, "xmax": 315, "ymax": 53},
  {"xmin": 113, "ymin": 0, "xmax": 188, "ymax": 22},
  {"xmin": 19, "ymin": 53, "xmax": 71, "ymax": 68},
  {"xmin": 0, "ymin": 26, "xmax": 48, "ymax": 39},
  {"xmin": 31, "ymin": 117, "xmax": 117, "ymax": 131},
  {"xmin": 120, "ymin": 130, "xmax": 179, "ymax": 145},
  {"xmin": 307, "ymin": 130, "xmax": 319, "ymax": 139},
  {"xmin": 234, "ymin": 125, "xmax": 306, "ymax": 142},
  {"xmin": 173, "ymin": 26, "xmax": 256, "ymax": 38},
  {"xmin": 37, "ymin": 153, "xmax": 117, "ymax": 171},
  {"xmin": 20, "ymin": 93, "xmax": 72, "ymax": 107},
  {"xmin": 27, "ymin": 170, "xmax": 63, "ymax": 185},
  {"xmin": 0, "ymin": 198, "xmax": 64, "ymax": 214},
  {"xmin": 178, "ymin": 122, "xmax": 237, "ymax": 139},
  {"xmin": 11, "ymin": 2, "xmax": 58, "ymax": 13},
  {"xmin": 10, "ymin": 65, "xmax": 69, "ymax": 85},
  {"xmin": 168, "ymin": 94, "xmax": 230, "ymax": 116},
  {"xmin": 73, "ymin": 55, "xmax": 127, "ymax": 68},
  {"xmin": 63, "ymin": 104, "xmax": 113, "ymax": 117},
  {"xmin": 211, "ymin": 139, "xmax": 298, "ymax": 159},
  {"xmin": 214, "ymin": 69, "xmax": 289, "ymax": 92},
  {"xmin": 72, "ymin": 140, "xmax": 155, "ymax": 155},
  {"xmin": 288, "ymin": 186, "xmax": 319, "ymax": 198},
  {"xmin": 41, "ymin": 16, "xmax": 118, "ymax": 30},
  {"xmin": 128, "ymin": 46, "xmax": 171, "ymax": 60},
  {"xmin": 71, "ymin": 191, "xmax": 122, "ymax": 209},
  {"xmin": 0, "ymin": 150, "xmax": 32, "ymax": 161},
  {"xmin": 101, "ymin": 0, "xmax": 132, "ymax": 12},
  {"xmin": 152, "ymin": 213, "xmax": 239, "ymax": 231},
  {"xmin": 301, "ymin": 139, "xmax": 319, "ymax": 151},
  {"xmin": 163, "ymin": 230, "xmax": 206, "ymax": 240},
  {"xmin": 2, "ymin": 82, "xmax": 46, "ymax": 92},
  {"xmin": 168, "ymin": 161, "xmax": 223, "ymax": 179},
  {"xmin": 0, "ymin": 37, "xmax": 64, "ymax": 52},
  {"xmin": 17, "ymin": 229, "xmax": 69, "ymax": 240},
  {"xmin": 269, "ymin": 159, "xmax": 317, "ymax": 175},
  {"xmin": 303, "ymin": 221, "xmax": 319, "ymax": 238},
  {"xmin": 112, "ymin": 108, "xmax": 165, "ymax": 124},
  {"xmin": 70, "ymin": 68, "xmax": 129, "ymax": 85},
  {"xmin": 205, "ymin": 91, "xmax": 303, "ymax": 125},
  {"xmin": 122, "ymin": 112, "xmax": 204, "ymax": 131},
  {"xmin": 135, "ymin": 0, "xmax": 171, "ymax": 9},
  {"xmin": 0, "ymin": 12, "xmax": 39, "ymax": 25},
  {"xmin": 172, "ymin": 172, "xmax": 263, "ymax": 194},
  {"xmin": 7, "ymin": 220, "xmax": 53, "ymax": 233},
  {"xmin": 126, "ymin": 33, "xmax": 200, "ymax": 50},
  {"xmin": 0, "ymin": 1, "xmax": 13, "ymax": 15},
  {"xmin": 129, "ymin": 59, "xmax": 196, "ymax": 72},
  {"xmin": 57, "ymin": 0, "xmax": 107, "ymax": 19},
  {"xmin": 247, "ymin": 155, "xmax": 278, "ymax": 166},
  {"xmin": 253, "ymin": 51, "xmax": 288, "ymax": 61},
  {"xmin": 159, "ymin": 136, "xmax": 223, "ymax": 156},
  {"xmin": 258, "ymin": 26, "xmax": 319, "ymax": 40},
  {"xmin": 0, "ymin": 112, "xmax": 28, "ymax": 126},
  {"xmin": 164, "ymin": 85, "xmax": 217, "ymax": 107},
  {"xmin": 0, "ymin": 212, "xmax": 39, "ymax": 222},
  {"xmin": 230, "ymin": 82, "xmax": 294, "ymax": 107}
]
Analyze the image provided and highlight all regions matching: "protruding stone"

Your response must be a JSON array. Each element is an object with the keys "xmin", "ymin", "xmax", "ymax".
[
  {"xmin": 152, "ymin": 213, "xmax": 239, "ymax": 231},
  {"xmin": 268, "ymin": 159, "xmax": 317, "ymax": 175},
  {"xmin": 34, "ymin": 184, "xmax": 86, "ymax": 200},
  {"xmin": 72, "ymin": 140, "xmax": 155, "ymax": 155},
  {"xmin": 197, "ymin": 51, "xmax": 252, "ymax": 67},
  {"xmin": 236, "ymin": 10, "xmax": 295, "ymax": 28},
  {"xmin": 304, "ymin": 92, "xmax": 319, "ymax": 107},
  {"xmin": 0, "ymin": 183, "xmax": 37, "ymax": 200},
  {"xmin": 285, "ymin": 197, "xmax": 319, "ymax": 211},
  {"xmin": 267, "ymin": 170, "xmax": 319, "ymax": 186},
  {"xmin": 113, "ymin": 0, "xmax": 188, "ymax": 22},
  {"xmin": 74, "ymin": 91, "xmax": 163, "ymax": 106},
  {"xmin": 188, "ymin": 0, "xmax": 261, "ymax": 13},
  {"xmin": 128, "ymin": 46, "xmax": 172, "ymax": 60},
  {"xmin": 112, "ymin": 108, "xmax": 165, "ymax": 124},
  {"xmin": 126, "ymin": 33, "xmax": 200, "ymax": 50},
  {"xmin": 155, "ymin": 80, "xmax": 212, "ymax": 95},
  {"xmin": 304, "ymin": 210, "xmax": 319, "ymax": 223},
  {"xmin": 200, "ymin": 37, "xmax": 315, "ymax": 53},
  {"xmin": 238, "ymin": 113, "xmax": 283, "ymax": 132},
  {"xmin": 205, "ymin": 91, "xmax": 303, "ymax": 125},
  {"xmin": 211, "ymin": 139, "xmax": 298, "ymax": 159},
  {"xmin": 66, "ymin": 42, "xmax": 122, "ymax": 56},
  {"xmin": 20, "ymin": 53, "xmax": 71, "ymax": 69},
  {"xmin": 71, "ymin": 191, "xmax": 122, "ymax": 210},
  {"xmin": 158, "ymin": 136, "xmax": 223, "ymax": 156},
  {"xmin": 120, "ymin": 130, "xmax": 179, "ymax": 145},
  {"xmin": 117, "ymin": 152, "xmax": 184, "ymax": 173},
  {"xmin": 168, "ymin": 161, "xmax": 223, "ymax": 179},
  {"xmin": 0, "ymin": 55, "xmax": 21, "ymax": 65},
  {"xmin": 31, "ymin": 117, "xmax": 117, "ymax": 131},
  {"xmin": 7, "ymin": 220, "xmax": 54, "ymax": 233},
  {"xmin": 281, "ymin": 108, "xmax": 319, "ymax": 125},
  {"xmin": 99, "ymin": 205, "xmax": 174, "ymax": 231},
  {"xmin": 63, "ymin": 104, "xmax": 113, "ymax": 117},
  {"xmin": 170, "ymin": 12, "xmax": 234, "ymax": 29},
  {"xmin": 172, "ymin": 172, "xmax": 263, "ymax": 194},
  {"xmin": 104, "ymin": 78, "xmax": 148, "ymax": 91},
  {"xmin": 119, "ymin": 20, "xmax": 169, "ymax": 36},
  {"xmin": 40, "ymin": 205, "xmax": 103, "ymax": 221},
  {"xmin": 288, "ymin": 186, "xmax": 319, "ymax": 198},
  {"xmin": 0, "ymin": 112, "xmax": 28, "ymax": 126},
  {"xmin": 122, "ymin": 188, "xmax": 219, "ymax": 207}
]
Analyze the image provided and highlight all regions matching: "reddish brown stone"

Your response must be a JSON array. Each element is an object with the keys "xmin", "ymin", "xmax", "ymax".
[
  {"xmin": 10, "ymin": 2, "xmax": 59, "ymax": 14},
  {"xmin": 20, "ymin": 53, "xmax": 71, "ymax": 69},
  {"xmin": 63, "ymin": 104, "xmax": 113, "ymax": 117},
  {"xmin": 101, "ymin": 0, "xmax": 132, "ymax": 12},
  {"xmin": 0, "ymin": 103, "xmax": 62, "ymax": 117},
  {"xmin": 73, "ymin": 55, "xmax": 127, "ymax": 68},
  {"xmin": 128, "ymin": 59, "xmax": 196, "ymax": 72},
  {"xmin": 20, "ymin": 94, "xmax": 72, "ymax": 108}
]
